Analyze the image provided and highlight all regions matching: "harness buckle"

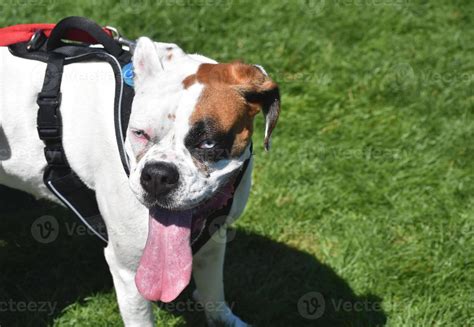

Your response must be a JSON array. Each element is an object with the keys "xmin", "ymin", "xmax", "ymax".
[
  {"xmin": 37, "ymin": 127, "xmax": 61, "ymax": 140},
  {"xmin": 44, "ymin": 147, "xmax": 68, "ymax": 166},
  {"xmin": 37, "ymin": 93, "xmax": 62, "ymax": 141},
  {"xmin": 27, "ymin": 30, "xmax": 47, "ymax": 52},
  {"xmin": 105, "ymin": 26, "xmax": 136, "ymax": 53},
  {"xmin": 37, "ymin": 93, "xmax": 61, "ymax": 108}
]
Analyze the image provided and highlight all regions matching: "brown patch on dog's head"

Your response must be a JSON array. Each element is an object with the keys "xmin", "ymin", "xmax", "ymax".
[{"xmin": 185, "ymin": 62, "xmax": 280, "ymax": 157}]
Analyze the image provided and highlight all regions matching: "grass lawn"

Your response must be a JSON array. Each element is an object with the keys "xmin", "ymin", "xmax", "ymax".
[{"xmin": 0, "ymin": 0, "xmax": 473, "ymax": 326}]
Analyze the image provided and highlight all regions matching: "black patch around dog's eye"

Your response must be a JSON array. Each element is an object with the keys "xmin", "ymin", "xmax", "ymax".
[{"xmin": 185, "ymin": 119, "xmax": 234, "ymax": 162}]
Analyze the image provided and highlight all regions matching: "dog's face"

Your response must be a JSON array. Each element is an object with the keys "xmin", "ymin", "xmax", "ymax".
[{"xmin": 126, "ymin": 38, "xmax": 280, "ymax": 210}]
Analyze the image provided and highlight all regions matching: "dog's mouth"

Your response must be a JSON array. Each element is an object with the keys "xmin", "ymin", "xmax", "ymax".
[{"xmin": 135, "ymin": 179, "xmax": 236, "ymax": 303}]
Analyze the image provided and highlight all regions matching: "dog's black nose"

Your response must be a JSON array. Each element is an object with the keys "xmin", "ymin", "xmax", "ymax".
[{"xmin": 141, "ymin": 162, "xmax": 180, "ymax": 197}]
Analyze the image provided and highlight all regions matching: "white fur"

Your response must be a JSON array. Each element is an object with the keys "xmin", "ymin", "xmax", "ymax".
[{"xmin": 0, "ymin": 38, "xmax": 252, "ymax": 326}]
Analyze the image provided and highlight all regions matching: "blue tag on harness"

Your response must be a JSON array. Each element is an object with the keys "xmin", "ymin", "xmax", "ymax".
[{"xmin": 122, "ymin": 62, "xmax": 134, "ymax": 88}]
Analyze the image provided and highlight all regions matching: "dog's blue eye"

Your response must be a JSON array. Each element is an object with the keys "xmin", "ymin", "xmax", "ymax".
[{"xmin": 198, "ymin": 140, "xmax": 216, "ymax": 149}]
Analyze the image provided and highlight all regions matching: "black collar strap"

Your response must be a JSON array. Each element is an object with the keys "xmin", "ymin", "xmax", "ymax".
[{"xmin": 191, "ymin": 144, "xmax": 252, "ymax": 253}]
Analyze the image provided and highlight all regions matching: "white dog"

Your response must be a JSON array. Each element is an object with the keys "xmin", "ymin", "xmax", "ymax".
[{"xmin": 0, "ymin": 37, "xmax": 280, "ymax": 326}]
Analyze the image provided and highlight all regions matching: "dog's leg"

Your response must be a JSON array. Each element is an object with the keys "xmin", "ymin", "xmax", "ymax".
[
  {"xmin": 193, "ymin": 229, "xmax": 249, "ymax": 327},
  {"xmin": 104, "ymin": 243, "xmax": 154, "ymax": 327},
  {"xmin": 94, "ymin": 175, "xmax": 155, "ymax": 327}
]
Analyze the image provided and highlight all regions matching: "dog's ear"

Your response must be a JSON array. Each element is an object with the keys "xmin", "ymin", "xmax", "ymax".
[
  {"xmin": 189, "ymin": 62, "xmax": 281, "ymax": 151},
  {"xmin": 233, "ymin": 63, "xmax": 281, "ymax": 151},
  {"xmin": 133, "ymin": 37, "xmax": 163, "ymax": 87}
]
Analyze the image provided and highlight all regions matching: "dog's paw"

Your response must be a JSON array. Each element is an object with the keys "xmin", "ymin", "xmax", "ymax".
[
  {"xmin": 193, "ymin": 290, "xmax": 250, "ymax": 327},
  {"xmin": 205, "ymin": 308, "xmax": 251, "ymax": 327}
]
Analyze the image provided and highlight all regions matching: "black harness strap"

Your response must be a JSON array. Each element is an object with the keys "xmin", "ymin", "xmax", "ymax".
[
  {"xmin": 37, "ymin": 54, "xmax": 65, "ymax": 149},
  {"xmin": 37, "ymin": 52, "xmax": 107, "ymax": 242}
]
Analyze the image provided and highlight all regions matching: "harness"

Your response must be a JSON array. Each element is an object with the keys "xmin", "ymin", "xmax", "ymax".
[{"xmin": 0, "ymin": 17, "xmax": 251, "ymax": 253}]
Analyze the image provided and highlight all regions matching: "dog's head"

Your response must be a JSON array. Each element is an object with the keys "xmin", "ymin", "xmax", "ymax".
[
  {"xmin": 126, "ymin": 37, "xmax": 281, "ymax": 303},
  {"xmin": 126, "ymin": 37, "xmax": 280, "ymax": 211}
]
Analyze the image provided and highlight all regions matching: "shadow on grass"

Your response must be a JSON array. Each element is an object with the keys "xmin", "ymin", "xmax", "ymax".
[
  {"xmin": 0, "ymin": 185, "xmax": 386, "ymax": 327},
  {"xmin": 0, "ymin": 186, "xmax": 112, "ymax": 327}
]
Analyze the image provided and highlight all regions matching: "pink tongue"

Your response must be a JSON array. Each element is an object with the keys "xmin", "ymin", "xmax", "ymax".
[{"xmin": 135, "ymin": 209, "xmax": 193, "ymax": 303}]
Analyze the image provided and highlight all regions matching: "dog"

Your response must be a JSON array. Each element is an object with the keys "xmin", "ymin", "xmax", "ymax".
[{"xmin": 0, "ymin": 37, "xmax": 280, "ymax": 326}]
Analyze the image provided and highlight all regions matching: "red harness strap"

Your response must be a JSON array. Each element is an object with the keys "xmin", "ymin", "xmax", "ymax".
[{"xmin": 0, "ymin": 23, "xmax": 113, "ymax": 46}]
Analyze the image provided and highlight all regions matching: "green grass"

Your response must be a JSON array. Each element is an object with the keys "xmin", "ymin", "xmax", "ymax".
[{"xmin": 0, "ymin": 0, "xmax": 473, "ymax": 326}]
